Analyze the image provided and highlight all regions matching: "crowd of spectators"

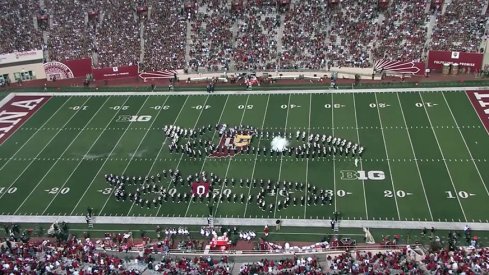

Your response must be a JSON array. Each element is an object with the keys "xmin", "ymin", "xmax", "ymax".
[
  {"xmin": 233, "ymin": 2, "xmax": 280, "ymax": 71},
  {"xmin": 95, "ymin": 0, "xmax": 140, "ymax": 68},
  {"xmin": 430, "ymin": 0, "xmax": 487, "ymax": 53},
  {"xmin": 45, "ymin": 0, "xmax": 95, "ymax": 62},
  {"xmin": 326, "ymin": 0, "xmax": 379, "ymax": 68},
  {"xmin": 280, "ymin": 0, "xmax": 329, "ymax": 70},
  {"xmin": 239, "ymin": 256, "xmax": 323, "ymax": 274},
  {"xmin": 0, "ymin": 0, "xmax": 43, "ymax": 54},
  {"xmin": 1, "ymin": 0, "xmax": 488, "ymax": 72},
  {"xmin": 143, "ymin": 0, "xmax": 187, "ymax": 71},
  {"xmin": 187, "ymin": 0, "xmax": 234, "ymax": 72},
  {"xmin": 372, "ymin": 0, "xmax": 429, "ymax": 62}
]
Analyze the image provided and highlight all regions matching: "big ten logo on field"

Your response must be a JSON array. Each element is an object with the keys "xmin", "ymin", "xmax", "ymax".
[
  {"xmin": 340, "ymin": 170, "xmax": 385, "ymax": 181},
  {"xmin": 191, "ymin": 182, "xmax": 211, "ymax": 196},
  {"xmin": 116, "ymin": 115, "xmax": 152, "ymax": 122}
]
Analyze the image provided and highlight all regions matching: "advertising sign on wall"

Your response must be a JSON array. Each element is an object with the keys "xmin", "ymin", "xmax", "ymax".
[
  {"xmin": 428, "ymin": 50, "xmax": 483, "ymax": 72},
  {"xmin": 92, "ymin": 65, "xmax": 138, "ymax": 80}
]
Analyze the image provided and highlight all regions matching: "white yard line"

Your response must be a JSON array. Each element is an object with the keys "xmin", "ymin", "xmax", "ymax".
[
  {"xmin": 419, "ymin": 92, "xmax": 467, "ymax": 221},
  {"xmin": 97, "ymin": 96, "xmax": 169, "ymax": 214},
  {"xmin": 352, "ymin": 94, "xmax": 369, "ymax": 219},
  {"xmin": 213, "ymin": 95, "xmax": 251, "ymax": 216},
  {"xmin": 212, "ymin": 94, "xmax": 250, "ymax": 217},
  {"xmin": 442, "ymin": 93, "xmax": 489, "ymax": 197},
  {"xmin": 273, "ymin": 94, "xmax": 291, "ymax": 219},
  {"xmin": 373, "ymin": 93, "xmax": 401, "ymax": 220},
  {"xmin": 183, "ymin": 95, "xmax": 229, "ymax": 217},
  {"xmin": 243, "ymin": 94, "xmax": 270, "ymax": 217},
  {"xmin": 0, "ymin": 97, "xmax": 69, "ymax": 173},
  {"xmin": 154, "ymin": 95, "xmax": 211, "ymax": 217},
  {"xmin": 69, "ymin": 96, "xmax": 149, "ymax": 215},
  {"xmin": 303, "ymin": 94, "xmax": 312, "ymax": 219},
  {"xmin": 396, "ymin": 93, "xmax": 434, "ymax": 221},
  {"xmin": 331, "ymin": 93, "xmax": 337, "ymax": 212},
  {"xmin": 129, "ymin": 95, "xmax": 189, "ymax": 216},
  {"xmin": 15, "ymin": 97, "xmax": 110, "ymax": 214},
  {"xmin": 0, "ymin": 96, "xmax": 88, "ymax": 204}
]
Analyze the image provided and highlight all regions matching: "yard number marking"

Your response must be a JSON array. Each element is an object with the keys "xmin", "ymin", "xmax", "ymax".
[
  {"xmin": 325, "ymin": 189, "xmax": 349, "ymax": 197},
  {"xmin": 324, "ymin": 104, "xmax": 344, "ymax": 109},
  {"xmin": 45, "ymin": 187, "xmax": 70, "ymax": 195},
  {"xmin": 281, "ymin": 104, "xmax": 301, "ymax": 109},
  {"xmin": 384, "ymin": 190, "xmax": 412, "ymax": 198},
  {"xmin": 110, "ymin": 106, "xmax": 129, "ymax": 110},
  {"xmin": 415, "ymin": 102, "xmax": 437, "ymax": 108},
  {"xmin": 0, "ymin": 187, "xmax": 17, "ymax": 194},
  {"xmin": 69, "ymin": 105, "xmax": 88, "ymax": 111},
  {"xmin": 446, "ymin": 190, "xmax": 474, "ymax": 199},
  {"xmin": 150, "ymin": 105, "xmax": 170, "ymax": 110},
  {"xmin": 369, "ymin": 103, "xmax": 390, "ymax": 108},
  {"xmin": 192, "ymin": 105, "xmax": 211, "ymax": 110},
  {"xmin": 238, "ymin": 105, "xmax": 253, "ymax": 110}
]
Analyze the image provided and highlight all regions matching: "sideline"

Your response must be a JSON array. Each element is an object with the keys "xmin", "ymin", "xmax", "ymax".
[
  {"xmin": 6, "ymin": 86, "xmax": 489, "ymax": 98},
  {"xmin": 0, "ymin": 215, "xmax": 486, "ymax": 231}
]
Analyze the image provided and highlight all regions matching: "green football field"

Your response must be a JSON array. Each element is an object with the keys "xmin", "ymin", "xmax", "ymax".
[{"xmin": 0, "ymin": 89, "xmax": 488, "ymax": 225}]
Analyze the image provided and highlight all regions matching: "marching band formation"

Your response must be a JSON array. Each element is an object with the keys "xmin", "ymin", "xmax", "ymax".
[{"xmin": 162, "ymin": 124, "xmax": 365, "ymax": 159}]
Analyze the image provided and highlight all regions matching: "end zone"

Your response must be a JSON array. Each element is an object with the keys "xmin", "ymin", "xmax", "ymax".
[
  {"xmin": 467, "ymin": 90, "xmax": 489, "ymax": 135},
  {"xmin": 0, "ymin": 95, "xmax": 51, "ymax": 144}
]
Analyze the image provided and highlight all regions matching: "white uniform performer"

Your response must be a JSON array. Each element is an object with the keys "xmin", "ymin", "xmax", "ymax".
[{"xmin": 354, "ymin": 158, "xmax": 359, "ymax": 167}]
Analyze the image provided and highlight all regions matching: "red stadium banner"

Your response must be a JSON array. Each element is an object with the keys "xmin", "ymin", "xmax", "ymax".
[
  {"xmin": 374, "ymin": 59, "xmax": 425, "ymax": 76},
  {"xmin": 92, "ymin": 65, "xmax": 138, "ymax": 80},
  {"xmin": 427, "ymin": 50, "xmax": 483, "ymax": 72},
  {"xmin": 43, "ymin": 58, "xmax": 92, "ymax": 80}
]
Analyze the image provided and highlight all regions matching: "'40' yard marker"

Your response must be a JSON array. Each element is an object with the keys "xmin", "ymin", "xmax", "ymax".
[{"xmin": 281, "ymin": 104, "xmax": 301, "ymax": 109}]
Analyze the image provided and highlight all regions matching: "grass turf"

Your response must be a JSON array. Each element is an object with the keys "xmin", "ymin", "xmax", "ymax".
[{"xmin": 0, "ymin": 90, "xmax": 488, "ymax": 224}]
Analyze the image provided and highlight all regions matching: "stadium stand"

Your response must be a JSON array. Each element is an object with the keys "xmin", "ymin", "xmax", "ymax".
[
  {"xmin": 372, "ymin": 0, "xmax": 429, "ymax": 61},
  {"xmin": 0, "ymin": 0, "xmax": 44, "ymax": 54},
  {"xmin": 430, "ymin": 0, "xmax": 487, "ymax": 53},
  {"xmin": 187, "ymin": 0, "xmax": 234, "ymax": 72},
  {"xmin": 45, "ymin": 0, "xmax": 95, "ymax": 62},
  {"xmin": 2, "ymin": 0, "xmax": 487, "ymax": 72}
]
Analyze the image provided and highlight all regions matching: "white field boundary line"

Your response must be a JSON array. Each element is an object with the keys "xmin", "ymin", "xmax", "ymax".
[
  {"xmin": 212, "ymin": 94, "xmax": 250, "ymax": 217},
  {"xmin": 154, "ymin": 95, "xmax": 210, "ymax": 217},
  {"xmin": 0, "ymin": 93, "xmax": 15, "ymax": 108},
  {"xmin": 374, "ymin": 93, "xmax": 401, "ymax": 220},
  {"xmin": 442, "ymin": 93, "xmax": 489, "ymax": 197},
  {"xmin": 95, "ymin": 96, "xmax": 158, "ymax": 214},
  {"xmin": 303, "ymin": 93, "xmax": 312, "ymax": 219},
  {"xmin": 69, "ymin": 96, "xmax": 145, "ymax": 215},
  {"xmin": 273, "ymin": 94, "xmax": 292, "ymax": 219},
  {"xmin": 0, "ymin": 97, "xmax": 69, "ymax": 173},
  {"xmin": 151, "ymin": 96, "xmax": 192, "ymax": 217},
  {"xmin": 15, "ymin": 96, "xmax": 111, "ymax": 214},
  {"xmin": 101, "ymin": 95, "xmax": 171, "ymax": 215},
  {"xmin": 183, "ymin": 94, "xmax": 230, "ymax": 217},
  {"xmin": 2, "ymin": 215, "xmax": 489, "ymax": 230},
  {"xmin": 352, "ymin": 93, "xmax": 369, "ymax": 219},
  {"xmin": 0, "ymin": 96, "xmax": 88, "ymax": 204},
  {"xmin": 396, "ymin": 93, "xmax": 434, "ymax": 221},
  {"xmin": 418, "ymin": 92, "xmax": 467, "ymax": 222},
  {"xmin": 13, "ymin": 86, "xmax": 489, "ymax": 97},
  {"xmin": 243, "ymin": 94, "xmax": 271, "ymax": 217}
]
